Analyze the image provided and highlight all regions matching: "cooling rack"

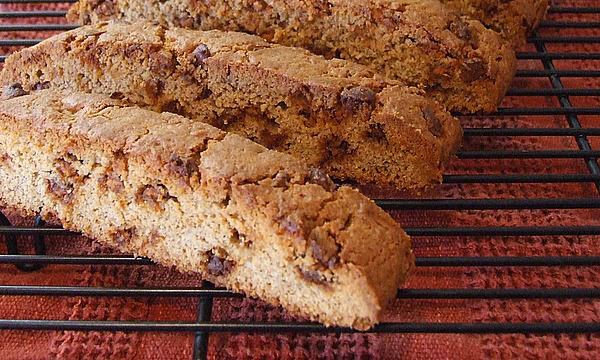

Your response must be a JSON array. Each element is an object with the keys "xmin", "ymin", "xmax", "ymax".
[{"xmin": 1, "ymin": 0, "xmax": 600, "ymax": 358}]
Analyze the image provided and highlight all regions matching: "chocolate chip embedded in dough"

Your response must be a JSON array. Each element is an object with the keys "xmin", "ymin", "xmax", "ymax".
[
  {"xmin": 110, "ymin": 227, "xmax": 136, "ymax": 246},
  {"xmin": 149, "ymin": 51, "xmax": 176, "ymax": 75},
  {"xmin": 136, "ymin": 184, "xmax": 171, "ymax": 211},
  {"xmin": 422, "ymin": 107, "xmax": 445, "ymax": 137},
  {"xmin": 47, "ymin": 179, "xmax": 75, "ymax": 204},
  {"xmin": 206, "ymin": 250, "xmax": 234, "ymax": 276},
  {"xmin": 340, "ymin": 86, "xmax": 377, "ymax": 109},
  {"xmin": 461, "ymin": 61, "xmax": 487, "ymax": 82},
  {"xmin": 296, "ymin": 266, "xmax": 332, "ymax": 287},
  {"xmin": 272, "ymin": 170, "xmax": 291, "ymax": 188},
  {"xmin": 2, "ymin": 83, "xmax": 28, "ymax": 100},
  {"xmin": 95, "ymin": 0, "xmax": 116, "ymax": 17},
  {"xmin": 449, "ymin": 19, "xmax": 471, "ymax": 40},
  {"xmin": 307, "ymin": 168, "xmax": 335, "ymax": 192},
  {"xmin": 309, "ymin": 228, "xmax": 340, "ymax": 269},
  {"xmin": 191, "ymin": 44, "xmax": 211, "ymax": 66},
  {"xmin": 34, "ymin": 81, "xmax": 51, "ymax": 91},
  {"xmin": 106, "ymin": 173, "xmax": 125, "ymax": 193},
  {"xmin": 167, "ymin": 153, "xmax": 199, "ymax": 177},
  {"xmin": 366, "ymin": 123, "xmax": 387, "ymax": 142}
]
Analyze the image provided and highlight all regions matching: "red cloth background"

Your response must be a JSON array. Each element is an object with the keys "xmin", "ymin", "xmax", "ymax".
[{"xmin": 1, "ymin": 0, "xmax": 600, "ymax": 358}]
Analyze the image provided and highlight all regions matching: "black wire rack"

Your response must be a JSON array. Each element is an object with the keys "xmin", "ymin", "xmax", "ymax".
[{"xmin": 1, "ymin": 0, "xmax": 600, "ymax": 358}]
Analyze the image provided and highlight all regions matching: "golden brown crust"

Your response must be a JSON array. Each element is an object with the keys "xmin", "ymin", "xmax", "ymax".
[
  {"xmin": 0, "ymin": 21, "xmax": 463, "ymax": 191},
  {"xmin": 66, "ymin": 0, "xmax": 516, "ymax": 113},
  {"xmin": 0, "ymin": 89, "xmax": 414, "ymax": 329},
  {"xmin": 440, "ymin": 0, "xmax": 549, "ymax": 46}
]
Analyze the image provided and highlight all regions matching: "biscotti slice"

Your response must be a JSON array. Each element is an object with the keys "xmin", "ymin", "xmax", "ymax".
[
  {"xmin": 439, "ymin": 0, "xmax": 549, "ymax": 46},
  {"xmin": 66, "ymin": 0, "xmax": 516, "ymax": 113},
  {"xmin": 0, "ymin": 88, "xmax": 414, "ymax": 330},
  {"xmin": 0, "ymin": 21, "xmax": 463, "ymax": 191}
]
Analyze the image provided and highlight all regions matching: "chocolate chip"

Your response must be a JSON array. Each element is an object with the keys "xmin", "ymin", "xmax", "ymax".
[
  {"xmin": 309, "ymin": 229, "xmax": 339, "ymax": 269},
  {"xmin": 297, "ymin": 267, "xmax": 331, "ymax": 287},
  {"xmin": 161, "ymin": 100, "xmax": 185, "ymax": 115},
  {"xmin": 175, "ymin": 14, "xmax": 194, "ymax": 28},
  {"xmin": 145, "ymin": 79, "xmax": 164, "ymax": 99},
  {"xmin": 197, "ymin": 87, "xmax": 213, "ymax": 100},
  {"xmin": 191, "ymin": 44, "xmax": 211, "ymax": 66},
  {"xmin": 95, "ymin": 0, "xmax": 116, "ymax": 17},
  {"xmin": 422, "ymin": 108, "xmax": 445, "ymax": 137},
  {"xmin": 206, "ymin": 250, "xmax": 234, "ymax": 276},
  {"xmin": 137, "ymin": 184, "xmax": 170, "ymax": 211},
  {"xmin": 149, "ymin": 51, "xmax": 176, "ymax": 75},
  {"xmin": 105, "ymin": 173, "xmax": 125, "ymax": 193},
  {"xmin": 0, "ymin": 153, "xmax": 11, "ymax": 165},
  {"xmin": 2, "ymin": 83, "xmax": 28, "ymax": 100},
  {"xmin": 272, "ymin": 170, "xmax": 291, "ymax": 188},
  {"xmin": 290, "ymin": 86, "xmax": 312, "ymax": 109},
  {"xmin": 149, "ymin": 230, "xmax": 165, "ymax": 246},
  {"xmin": 340, "ymin": 86, "xmax": 377, "ymax": 109},
  {"xmin": 34, "ymin": 81, "xmax": 50, "ymax": 91},
  {"xmin": 167, "ymin": 154, "xmax": 199, "ymax": 178},
  {"xmin": 282, "ymin": 218, "xmax": 301, "ymax": 234},
  {"xmin": 230, "ymin": 229, "xmax": 250, "ymax": 246},
  {"xmin": 449, "ymin": 19, "xmax": 471, "ymax": 40},
  {"xmin": 461, "ymin": 61, "xmax": 487, "ymax": 82},
  {"xmin": 55, "ymin": 159, "xmax": 80, "ymax": 180},
  {"xmin": 298, "ymin": 109, "xmax": 316, "ymax": 128},
  {"xmin": 366, "ymin": 123, "xmax": 387, "ymax": 142},
  {"xmin": 307, "ymin": 168, "xmax": 335, "ymax": 192},
  {"xmin": 110, "ymin": 92, "xmax": 124, "ymax": 99},
  {"xmin": 46, "ymin": 179, "xmax": 74, "ymax": 204},
  {"xmin": 111, "ymin": 228, "xmax": 136, "ymax": 246}
]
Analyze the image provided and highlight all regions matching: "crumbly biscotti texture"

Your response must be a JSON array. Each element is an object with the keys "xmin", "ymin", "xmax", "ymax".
[
  {"xmin": 0, "ymin": 89, "xmax": 414, "ymax": 330},
  {"xmin": 0, "ymin": 21, "xmax": 463, "ymax": 191},
  {"xmin": 440, "ymin": 0, "xmax": 549, "ymax": 46},
  {"xmin": 66, "ymin": 0, "xmax": 517, "ymax": 113}
]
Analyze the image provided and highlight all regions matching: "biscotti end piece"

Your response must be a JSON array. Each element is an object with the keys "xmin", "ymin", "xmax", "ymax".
[
  {"xmin": 440, "ymin": 0, "xmax": 549, "ymax": 46},
  {"xmin": 1, "ymin": 21, "xmax": 462, "ymax": 190},
  {"xmin": 0, "ymin": 89, "xmax": 414, "ymax": 329},
  {"xmin": 370, "ymin": 1, "xmax": 516, "ymax": 113},
  {"xmin": 66, "ymin": 0, "xmax": 515, "ymax": 113}
]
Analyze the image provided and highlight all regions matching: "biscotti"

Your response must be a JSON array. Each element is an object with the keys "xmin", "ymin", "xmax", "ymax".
[
  {"xmin": 440, "ymin": 0, "xmax": 549, "ymax": 46},
  {"xmin": 0, "ymin": 88, "xmax": 414, "ymax": 329},
  {"xmin": 66, "ymin": 0, "xmax": 517, "ymax": 113},
  {"xmin": 0, "ymin": 21, "xmax": 463, "ymax": 191}
]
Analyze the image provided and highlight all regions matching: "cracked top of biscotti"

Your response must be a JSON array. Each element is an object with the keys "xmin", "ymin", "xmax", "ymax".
[
  {"xmin": 45, "ymin": 20, "xmax": 401, "ymax": 92},
  {"xmin": 66, "ymin": 0, "xmax": 516, "ymax": 112},
  {"xmin": 0, "ymin": 88, "xmax": 414, "ymax": 317}
]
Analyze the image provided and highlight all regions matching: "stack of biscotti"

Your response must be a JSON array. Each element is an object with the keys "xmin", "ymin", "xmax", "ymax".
[
  {"xmin": 0, "ymin": 21, "xmax": 463, "ymax": 191},
  {"xmin": 439, "ymin": 0, "xmax": 549, "ymax": 46},
  {"xmin": 66, "ymin": 0, "xmax": 517, "ymax": 113},
  {"xmin": 0, "ymin": 88, "xmax": 414, "ymax": 330}
]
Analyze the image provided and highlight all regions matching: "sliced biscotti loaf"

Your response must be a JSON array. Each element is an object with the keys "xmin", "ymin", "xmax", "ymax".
[
  {"xmin": 440, "ymin": 0, "xmax": 548, "ymax": 46},
  {"xmin": 66, "ymin": 0, "xmax": 516, "ymax": 113},
  {"xmin": 0, "ymin": 88, "xmax": 414, "ymax": 330},
  {"xmin": 1, "ymin": 21, "xmax": 463, "ymax": 191}
]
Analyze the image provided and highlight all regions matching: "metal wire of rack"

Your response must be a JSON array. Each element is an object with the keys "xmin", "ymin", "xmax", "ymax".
[{"xmin": 1, "ymin": 0, "xmax": 600, "ymax": 358}]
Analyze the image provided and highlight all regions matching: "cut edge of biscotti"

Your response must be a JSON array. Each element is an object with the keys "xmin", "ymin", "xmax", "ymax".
[
  {"xmin": 0, "ymin": 88, "xmax": 414, "ymax": 330},
  {"xmin": 0, "ymin": 21, "xmax": 463, "ymax": 191}
]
